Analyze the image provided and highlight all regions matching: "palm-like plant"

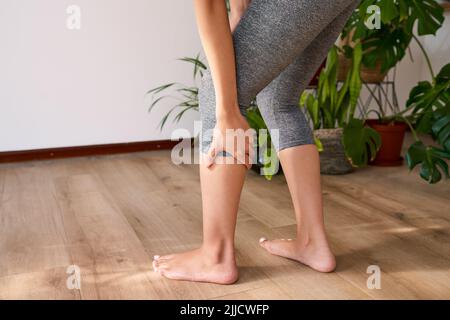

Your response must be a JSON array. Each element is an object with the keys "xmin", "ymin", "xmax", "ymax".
[{"xmin": 147, "ymin": 54, "xmax": 206, "ymax": 130}]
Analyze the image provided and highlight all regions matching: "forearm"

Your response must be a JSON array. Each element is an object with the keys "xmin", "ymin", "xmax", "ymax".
[{"xmin": 194, "ymin": 0, "xmax": 240, "ymax": 119}]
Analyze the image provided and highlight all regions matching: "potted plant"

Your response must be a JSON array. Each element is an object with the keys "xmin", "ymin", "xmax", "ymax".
[
  {"xmin": 404, "ymin": 62, "xmax": 450, "ymax": 184},
  {"xmin": 340, "ymin": 0, "xmax": 445, "ymax": 83},
  {"xmin": 300, "ymin": 43, "xmax": 381, "ymax": 174},
  {"xmin": 245, "ymin": 105, "xmax": 283, "ymax": 179},
  {"xmin": 338, "ymin": 0, "xmax": 446, "ymax": 166}
]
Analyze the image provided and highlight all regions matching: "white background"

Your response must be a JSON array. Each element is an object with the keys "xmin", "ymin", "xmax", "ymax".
[
  {"xmin": 0, "ymin": 1, "xmax": 449, "ymax": 152},
  {"xmin": 0, "ymin": 0, "xmax": 201, "ymax": 151}
]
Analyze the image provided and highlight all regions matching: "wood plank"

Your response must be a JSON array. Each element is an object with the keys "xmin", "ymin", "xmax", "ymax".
[
  {"xmin": 53, "ymin": 172, "xmax": 169, "ymax": 299},
  {"xmin": 0, "ymin": 143, "xmax": 449, "ymax": 299}
]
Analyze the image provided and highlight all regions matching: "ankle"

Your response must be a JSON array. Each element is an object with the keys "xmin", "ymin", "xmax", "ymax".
[
  {"xmin": 201, "ymin": 240, "xmax": 235, "ymax": 265},
  {"xmin": 295, "ymin": 230, "xmax": 330, "ymax": 250}
]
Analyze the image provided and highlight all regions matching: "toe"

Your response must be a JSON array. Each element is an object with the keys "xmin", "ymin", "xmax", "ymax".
[
  {"xmin": 158, "ymin": 255, "xmax": 174, "ymax": 262},
  {"xmin": 259, "ymin": 237, "xmax": 272, "ymax": 252},
  {"xmin": 157, "ymin": 261, "xmax": 170, "ymax": 271},
  {"xmin": 263, "ymin": 241, "xmax": 275, "ymax": 254}
]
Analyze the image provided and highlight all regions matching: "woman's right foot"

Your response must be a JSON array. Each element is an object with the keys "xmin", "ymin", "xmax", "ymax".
[
  {"xmin": 259, "ymin": 237, "xmax": 336, "ymax": 273},
  {"xmin": 153, "ymin": 247, "xmax": 239, "ymax": 285}
]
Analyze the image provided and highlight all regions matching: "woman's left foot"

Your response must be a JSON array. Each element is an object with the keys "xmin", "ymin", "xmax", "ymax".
[{"xmin": 259, "ymin": 237, "xmax": 336, "ymax": 273}]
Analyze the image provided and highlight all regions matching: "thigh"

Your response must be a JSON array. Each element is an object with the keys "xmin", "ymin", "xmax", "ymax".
[
  {"xmin": 256, "ymin": 0, "xmax": 359, "ymax": 108},
  {"xmin": 253, "ymin": 1, "xmax": 359, "ymax": 151},
  {"xmin": 233, "ymin": 0, "xmax": 358, "ymax": 106}
]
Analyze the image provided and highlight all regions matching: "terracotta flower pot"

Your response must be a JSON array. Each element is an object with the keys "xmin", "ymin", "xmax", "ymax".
[
  {"xmin": 308, "ymin": 59, "xmax": 327, "ymax": 87},
  {"xmin": 314, "ymin": 128, "xmax": 353, "ymax": 175},
  {"xmin": 366, "ymin": 119, "xmax": 407, "ymax": 166}
]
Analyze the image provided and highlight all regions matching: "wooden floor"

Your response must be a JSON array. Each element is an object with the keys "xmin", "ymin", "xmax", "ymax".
[{"xmin": 1, "ymin": 134, "xmax": 449, "ymax": 299}]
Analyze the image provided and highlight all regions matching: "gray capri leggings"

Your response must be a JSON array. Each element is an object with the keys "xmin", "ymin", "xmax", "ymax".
[{"xmin": 199, "ymin": 0, "xmax": 359, "ymax": 153}]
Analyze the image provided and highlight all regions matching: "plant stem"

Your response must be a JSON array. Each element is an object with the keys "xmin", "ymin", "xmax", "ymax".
[
  {"xmin": 364, "ymin": 83, "xmax": 385, "ymax": 118},
  {"xmin": 413, "ymin": 34, "xmax": 435, "ymax": 80},
  {"xmin": 403, "ymin": 116, "xmax": 420, "ymax": 142}
]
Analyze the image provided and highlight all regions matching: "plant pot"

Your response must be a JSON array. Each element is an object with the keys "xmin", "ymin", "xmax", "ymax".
[
  {"xmin": 366, "ymin": 119, "xmax": 407, "ymax": 166},
  {"xmin": 308, "ymin": 59, "xmax": 327, "ymax": 87},
  {"xmin": 360, "ymin": 60, "xmax": 388, "ymax": 83},
  {"xmin": 337, "ymin": 54, "xmax": 387, "ymax": 83},
  {"xmin": 314, "ymin": 128, "xmax": 353, "ymax": 175}
]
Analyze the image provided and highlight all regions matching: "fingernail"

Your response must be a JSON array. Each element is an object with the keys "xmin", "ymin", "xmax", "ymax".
[
  {"xmin": 153, "ymin": 255, "xmax": 160, "ymax": 260},
  {"xmin": 259, "ymin": 237, "xmax": 267, "ymax": 243}
]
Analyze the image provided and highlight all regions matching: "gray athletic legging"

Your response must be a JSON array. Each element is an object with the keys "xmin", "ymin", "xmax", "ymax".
[{"xmin": 199, "ymin": 0, "xmax": 359, "ymax": 153}]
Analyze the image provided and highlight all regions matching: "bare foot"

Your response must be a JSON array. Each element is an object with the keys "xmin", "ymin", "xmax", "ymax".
[
  {"xmin": 259, "ymin": 237, "xmax": 336, "ymax": 273},
  {"xmin": 152, "ymin": 248, "xmax": 239, "ymax": 285}
]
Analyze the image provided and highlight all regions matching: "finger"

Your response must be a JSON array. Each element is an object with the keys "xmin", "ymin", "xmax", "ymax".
[
  {"xmin": 236, "ymin": 151, "xmax": 251, "ymax": 169},
  {"xmin": 245, "ymin": 135, "xmax": 252, "ymax": 152},
  {"xmin": 244, "ymin": 154, "xmax": 251, "ymax": 169},
  {"xmin": 247, "ymin": 148, "xmax": 255, "ymax": 166},
  {"xmin": 235, "ymin": 150, "xmax": 245, "ymax": 165},
  {"xmin": 205, "ymin": 146, "xmax": 216, "ymax": 168}
]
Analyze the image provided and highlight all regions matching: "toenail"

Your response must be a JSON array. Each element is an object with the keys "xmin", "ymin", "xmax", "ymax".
[{"xmin": 259, "ymin": 237, "xmax": 267, "ymax": 243}]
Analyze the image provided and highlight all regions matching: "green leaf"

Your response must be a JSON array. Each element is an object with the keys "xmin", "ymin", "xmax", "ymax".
[
  {"xmin": 411, "ymin": 0, "xmax": 444, "ymax": 36},
  {"xmin": 247, "ymin": 107, "xmax": 267, "ymax": 131},
  {"xmin": 361, "ymin": 27, "xmax": 411, "ymax": 72},
  {"xmin": 148, "ymin": 95, "xmax": 170, "ymax": 112},
  {"xmin": 179, "ymin": 55, "xmax": 207, "ymax": 79},
  {"xmin": 406, "ymin": 141, "xmax": 450, "ymax": 184},
  {"xmin": 314, "ymin": 137, "xmax": 324, "ymax": 152},
  {"xmin": 432, "ymin": 109, "xmax": 450, "ymax": 150},
  {"xmin": 379, "ymin": 0, "xmax": 398, "ymax": 24},
  {"xmin": 147, "ymin": 55, "xmax": 206, "ymax": 130},
  {"xmin": 407, "ymin": 63, "xmax": 450, "ymax": 140},
  {"xmin": 342, "ymin": 0, "xmax": 444, "ymax": 72},
  {"xmin": 343, "ymin": 118, "xmax": 381, "ymax": 167},
  {"xmin": 146, "ymin": 83, "xmax": 176, "ymax": 95}
]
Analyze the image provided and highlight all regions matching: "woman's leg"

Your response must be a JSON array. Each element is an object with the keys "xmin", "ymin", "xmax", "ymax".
[
  {"xmin": 257, "ymin": 3, "xmax": 359, "ymax": 272},
  {"xmin": 153, "ymin": 164, "xmax": 245, "ymax": 284},
  {"xmin": 154, "ymin": 0, "xmax": 358, "ymax": 283}
]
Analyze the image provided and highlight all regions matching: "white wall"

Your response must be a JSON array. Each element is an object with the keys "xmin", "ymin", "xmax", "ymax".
[
  {"xmin": 0, "ymin": 0, "xmax": 201, "ymax": 151},
  {"xmin": 1, "ymin": 2, "xmax": 448, "ymax": 152}
]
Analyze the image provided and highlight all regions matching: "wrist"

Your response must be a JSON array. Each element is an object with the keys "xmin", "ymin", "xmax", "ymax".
[
  {"xmin": 216, "ymin": 106, "xmax": 241, "ymax": 121},
  {"xmin": 229, "ymin": 9, "xmax": 245, "ymax": 23},
  {"xmin": 230, "ymin": 11, "xmax": 243, "ymax": 20}
]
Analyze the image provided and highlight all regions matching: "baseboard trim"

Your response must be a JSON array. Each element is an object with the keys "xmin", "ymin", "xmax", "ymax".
[{"xmin": 0, "ymin": 139, "xmax": 181, "ymax": 164}]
